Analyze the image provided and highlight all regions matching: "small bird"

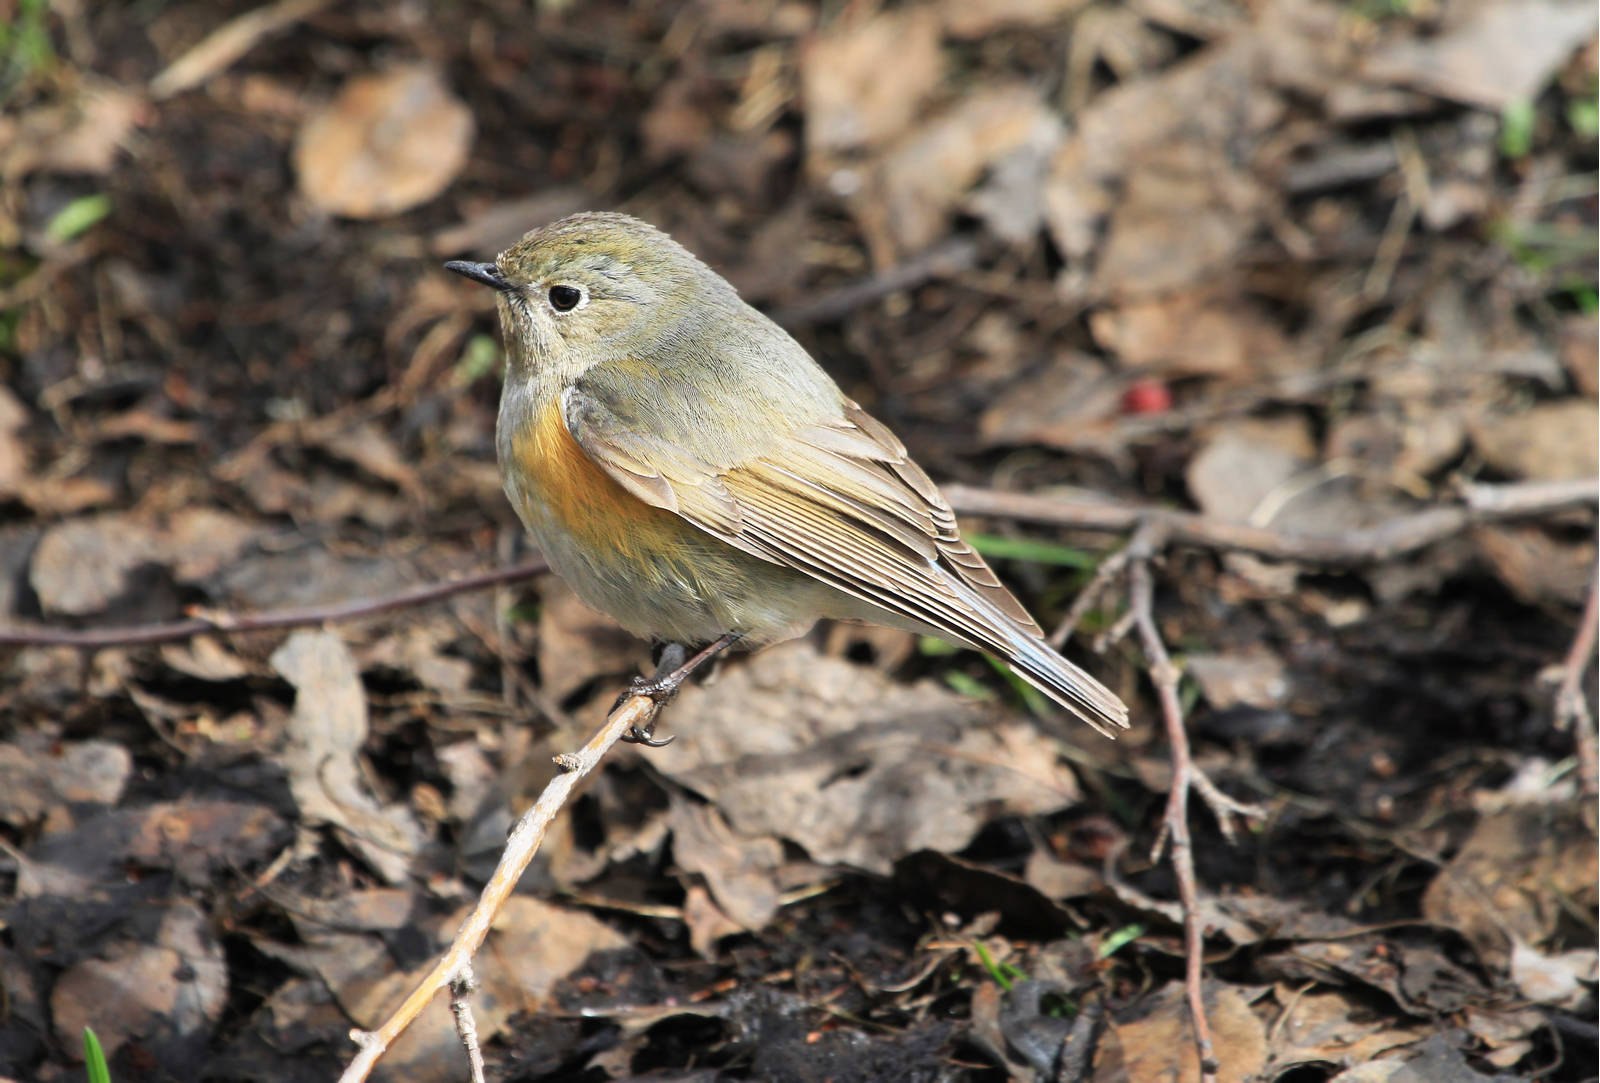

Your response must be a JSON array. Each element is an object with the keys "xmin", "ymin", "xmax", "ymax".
[{"xmin": 446, "ymin": 213, "xmax": 1128, "ymax": 740}]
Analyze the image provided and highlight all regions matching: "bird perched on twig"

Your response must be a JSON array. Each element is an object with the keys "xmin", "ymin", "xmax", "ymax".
[{"xmin": 447, "ymin": 213, "xmax": 1128, "ymax": 742}]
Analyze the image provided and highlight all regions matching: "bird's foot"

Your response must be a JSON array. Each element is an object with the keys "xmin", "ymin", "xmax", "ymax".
[
  {"xmin": 614, "ymin": 636, "xmax": 738, "ymax": 747},
  {"xmin": 615, "ymin": 642, "xmax": 690, "ymax": 745}
]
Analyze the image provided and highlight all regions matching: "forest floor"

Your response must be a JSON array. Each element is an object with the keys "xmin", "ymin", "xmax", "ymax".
[{"xmin": 0, "ymin": 1, "xmax": 1596, "ymax": 1080}]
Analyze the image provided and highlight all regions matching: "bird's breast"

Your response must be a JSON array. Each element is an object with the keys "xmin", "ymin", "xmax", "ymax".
[{"xmin": 503, "ymin": 394, "xmax": 689, "ymax": 563}]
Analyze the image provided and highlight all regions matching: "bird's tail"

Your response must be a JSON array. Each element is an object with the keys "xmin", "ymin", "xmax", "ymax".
[{"xmin": 1000, "ymin": 631, "xmax": 1130, "ymax": 738}]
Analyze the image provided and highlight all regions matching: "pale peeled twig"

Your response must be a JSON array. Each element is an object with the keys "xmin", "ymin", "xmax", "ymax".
[
  {"xmin": 336, "ymin": 692, "xmax": 656, "ymax": 1083},
  {"xmin": 150, "ymin": 0, "xmax": 333, "ymax": 99},
  {"xmin": 1553, "ymin": 572, "xmax": 1598, "ymax": 796}
]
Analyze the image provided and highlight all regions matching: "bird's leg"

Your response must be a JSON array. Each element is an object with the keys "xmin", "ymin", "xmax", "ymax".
[{"xmin": 617, "ymin": 633, "xmax": 741, "ymax": 746}]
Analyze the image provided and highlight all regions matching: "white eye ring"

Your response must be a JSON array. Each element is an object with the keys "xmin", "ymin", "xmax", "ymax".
[{"xmin": 546, "ymin": 284, "xmax": 587, "ymax": 313}]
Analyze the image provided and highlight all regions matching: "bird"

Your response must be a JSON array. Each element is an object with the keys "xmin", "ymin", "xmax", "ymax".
[{"xmin": 445, "ymin": 212, "xmax": 1128, "ymax": 742}]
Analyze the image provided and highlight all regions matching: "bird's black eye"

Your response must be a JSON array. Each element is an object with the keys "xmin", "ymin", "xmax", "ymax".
[{"xmin": 548, "ymin": 285, "xmax": 582, "ymax": 312}]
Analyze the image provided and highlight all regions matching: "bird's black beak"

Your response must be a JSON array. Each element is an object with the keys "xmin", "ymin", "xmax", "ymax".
[{"xmin": 444, "ymin": 260, "xmax": 511, "ymax": 291}]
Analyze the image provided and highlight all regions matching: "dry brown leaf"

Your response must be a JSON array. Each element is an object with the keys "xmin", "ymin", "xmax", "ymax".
[
  {"xmin": 162, "ymin": 507, "xmax": 260, "ymax": 582},
  {"xmin": 871, "ymin": 85, "xmax": 1062, "ymax": 254},
  {"xmin": 30, "ymin": 507, "xmax": 263, "ymax": 617},
  {"xmin": 150, "ymin": 0, "xmax": 333, "ymax": 99},
  {"xmin": 1472, "ymin": 525, "xmax": 1596, "ymax": 607},
  {"xmin": 1022, "ymin": 849, "xmax": 1100, "ymax": 899},
  {"xmin": 321, "ymin": 422, "xmax": 423, "ymax": 496},
  {"xmin": 1509, "ymin": 938, "xmax": 1597, "ymax": 1009},
  {"xmin": 16, "ymin": 475, "xmax": 118, "ymax": 516},
  {"xmin": 978, "ymin": 351, "xmax": 1126, "ymax": 451},
  {"xmin": 1045, "ymin": 34, "xmax": 1280, "ymax": 296},
  {"xmin": 1365, "ymin": 0, "xmax": 1598, "ymax": 111},
  {"xmin": 1422, "ymin": 801, "xmax": 1597, "ymax": 969},
  {"xmin": 669, "ymin": 798, "xmax": 784, "ymax": 933},
  {"xmin": 328, "ymin": 897, "xmax": 626, "ymax": 1080},
  {"xmin": 1326, "ymin": 1059, "xmax": 1412, "ymax": 1082},
  {"xmin": 1096, "ymin": 982, "xmax": 1267, "ymax": 1083},
  {"xmin": 1325, "ymin": 408, "xmax": 1467, "ymax": 485},
  {"xmin": 647, "ymin": 641, "xmax": 1079, "ymax": 875},
  {"xmin": 0, "ymin": 386, "xmax": 28, "ymax": 495},
  {"xmin": 1093, "ymin": 139, "xmax": 1263, "ymax": 298},
  {"xmin": 1186, "ymin": 416, "xmax": 1317, "ymax": 524},
  {"xmin": 1185, "ymin": 649, "xmax": 1289, "ymax": 710},
  {"xmin": 431, "ymin": 189, "xmax": 592, "ymax": 258},
  {"xmin": 363, "ymin": 625, "xmax": 474, "ymax": 697},
  {"xmin": 1264, "ymin": 987, "xmax": 1429, "ymax": 1076},
  {"xmin": 538, "ymin": 579, "xmax": 643, "ymax": 704},
  {"xmin": 801, "ymin": 8, "xmax": 942, "ymax": 159},
  {"xmin": 1089, "ymin": 292, "xmax": 1292, "ymax": 377},
  {"xmin": 160, "ymin": 636, "xmax": 253, "ymax": 683},
  {"xmin": 124, "ymin": 801, "xmax": 285, "ymax": 882},
  {"xmin": 228, "ymin": 452, "xmax": 410, "ymax": 528},
  {"xmin": 94, "ymin": 410, "xmax": 202, "ymax": 446},
  {"xmin": 271, "ymin": 630, "xmax": 424, "ymax": 884},
  {"xmin": 1469, "ymin": 400, "xmax": 1599, "ymax": 482},
  {"xmin": 294, "ymin": 64, "xmax": 474, "ymax": 219},
  {"xmin": 0, "ymin": 736, "xmax": 131, "ymax": 824},
  {"xmin": 49, "ymin": 901, "xmax": 226, "ymax": 1060},
  {"xmin": 1463, "ymin": 1003, "xmax": 1545, "ymax": 1069},
  {"xmin": 212, "ymin": 546, "xmax": 413, "ymax": 612},
  {"xmin": 939, "ymin": 0, "xmax": 1088, "ymax": 38},
  {"xmin": 468, "ymin": 896, "xmax": 630, "ymax": 1018},
  {"xmin": 0, "ymin": 83, "xmax": 145, "ymax": 180},
  {"xmin": 683, "ymin": 883, "xmax": 745, "ymax": 959},
  {"xmin": 641, "ymin": 74, "xmax": 714, "ymax": 162},
  {"xmin": 437, "ymin": 740, "xmax": 498, "ymax": 823},
  {"xmin": 29, "ymin": 514, "xmax": 163, "ymax": 617}
]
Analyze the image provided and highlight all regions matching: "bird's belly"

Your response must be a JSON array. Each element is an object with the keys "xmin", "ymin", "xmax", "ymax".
[{"xmin": 500, "ymin": 401, "xmax": 829, "ymax": 644}]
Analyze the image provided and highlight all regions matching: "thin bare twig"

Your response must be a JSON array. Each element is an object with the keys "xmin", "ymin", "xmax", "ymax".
[
  {"xmin": 1554, "ymin": 572, "xmax": 1599, "ymax": 796},
  {"xmin": 339, "ymin": 696, "xmax": 645, "ymax": 1082},
  {"xmin": 944, "ymin": 477, "xmax": 1597, "ymax": 565},
  {"xmin": 450, "ymin": 965, "xmax": 486, "ymax": 1083},
  {"xmin": 1063, "ymin": 522, "xmax": 1265, "ymax": 1081},
  {"xmin": 1127, "ymin": 538, "xmax": 1219, "ymax": 1083},
  {"xmin": 12, "ymin": 477, "xmax": 1587, "ymax": 653},
  {"xmin": 1048, "ymin": 533, "xmax": 1138, "ymax": 649},
  {"xmin": 150, "ymin": 0, "xmax": 333, "ymax": 99},
  {"xmin": 771, "ymin": 236, "xmax": 982, "ymax": 327},
  {"xmin": 0, "ymin": 558, "xmax": 550, "ymax": 650},
  {"xmin": 337, "ymin": 640, "xmax": 728, "ymax": 1082}
]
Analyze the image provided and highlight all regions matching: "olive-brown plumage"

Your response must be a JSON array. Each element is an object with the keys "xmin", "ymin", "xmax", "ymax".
[{"xmin": 447, "ymin": 212, "xmax": 1128, "ymax": 737}]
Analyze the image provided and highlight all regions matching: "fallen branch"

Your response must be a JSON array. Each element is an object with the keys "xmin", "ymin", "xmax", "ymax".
[
  {"xmin": 0, "ymin": 558, "xmax": 549, "ymax": 650},
  {"xmin": 1129, "ymin": 550, "xmax": 1216, "ymax": 1083},
  {"xmin": 1057, "ymin": 522, "xmax": 1265, "ymax": 1082},
  {"xmin": 945, "ymin": 477, "xmax": 1597, "ymax": 565}
]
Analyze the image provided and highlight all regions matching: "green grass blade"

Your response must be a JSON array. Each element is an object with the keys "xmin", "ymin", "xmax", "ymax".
[
  {"xmin": 967, "ymin": 533, "xmax": 1097, "ymax": 569},
  {"xmin": 83, "ymin": 1027, "xmax": 112, "ymax": 1083}
]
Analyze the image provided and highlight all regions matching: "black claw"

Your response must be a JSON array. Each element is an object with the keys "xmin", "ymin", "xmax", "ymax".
[
  {"xmin": 621, "ymin": 724, "xmax": 676, "ymax": 747},
  {"xmin": 611, "ymin": 635, "xmax": 741, "ymax": 751}
]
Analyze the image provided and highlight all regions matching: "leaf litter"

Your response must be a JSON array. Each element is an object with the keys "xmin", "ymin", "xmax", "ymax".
[{"xmin": 0, "ymin": 0, "xmax": 1594, "ymax": 1079}]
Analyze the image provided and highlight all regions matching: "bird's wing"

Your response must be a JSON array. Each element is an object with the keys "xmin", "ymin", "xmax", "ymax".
[{"xmin": 562, "ymin": 383, "xmax": 1128, "ymax": 737}]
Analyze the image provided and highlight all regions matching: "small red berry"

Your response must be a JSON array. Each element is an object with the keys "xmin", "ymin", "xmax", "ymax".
[{"xmin": 1121, "ymin": 378, "xmax": 1172, "ymax": 415}]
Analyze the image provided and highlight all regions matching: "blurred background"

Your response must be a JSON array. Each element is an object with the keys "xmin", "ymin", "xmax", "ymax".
[{"xmin": 0, "ymin": 1, "xmax": 1596, "ymax": 1080}]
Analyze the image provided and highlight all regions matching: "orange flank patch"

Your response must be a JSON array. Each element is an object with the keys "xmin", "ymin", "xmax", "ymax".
[{"xmin": 511, "ymin": 398, "xmax": 688, "ymax": 561}]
